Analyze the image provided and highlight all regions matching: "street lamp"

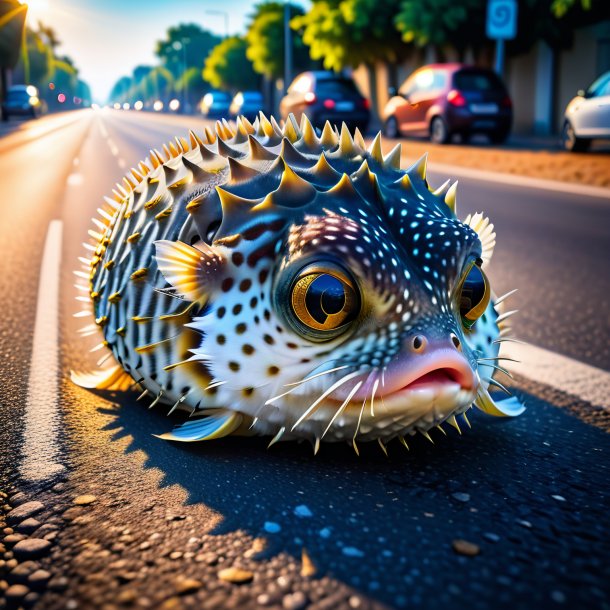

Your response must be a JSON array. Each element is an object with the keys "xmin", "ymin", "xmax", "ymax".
[
  {"xmin": 284, "ymin": 2, "xmax": 292, "ymax": 94},
  {"xmin": 205, "ymin": 10, "xmax": 229, "ymax": 38},
  {"xmin": 172, "ymin": 38, "xmax": 190, "ymax": 112}
]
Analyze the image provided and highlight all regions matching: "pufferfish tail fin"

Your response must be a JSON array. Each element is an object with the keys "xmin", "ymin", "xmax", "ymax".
[
  {"xmin": 156, "ymin": 409, "xmax": 243, "ymax": 442},
  {"xmin": 71, "ymin": 364, "xmax": 134, "ymax": 392}
]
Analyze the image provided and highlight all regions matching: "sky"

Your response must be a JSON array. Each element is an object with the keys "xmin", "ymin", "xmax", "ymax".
[{"xmin": 25, "ymin": 0, "xmax": 297, "ymax": 102}]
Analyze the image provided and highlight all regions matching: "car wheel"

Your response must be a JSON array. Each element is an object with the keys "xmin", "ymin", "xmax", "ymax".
[
  {"xmin": 561, "ymin": 121, "xmax": 590, "ymax": 152},
  {"xmin": 430, "ymin": 116, "xmax": 449, "ymax": 144},
  {"xmin": 383, "ymin": 116, "xmax": 400, "ymax": 139}
]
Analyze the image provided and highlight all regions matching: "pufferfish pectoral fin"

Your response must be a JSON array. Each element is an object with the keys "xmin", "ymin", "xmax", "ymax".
[
  {"xmin": 71, "ymin": 364, "xmax": 134, "ymax": 392},
  {"xmin": 474, "ymin": 384, "xmax": 526, "ymax": 417},
  {"xmin": 156, "ymin": 409, "xmax": 243, "ymax": 442},
  {"xmin": 154, "ymin": 240, "xmax": 225, "ymax": 303}
]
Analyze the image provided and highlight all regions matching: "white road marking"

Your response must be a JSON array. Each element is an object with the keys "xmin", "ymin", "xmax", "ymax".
[
  {"xmin": 429, "ymin": 162, "xmax": 610, "ymax": 201},
  {"xmin": 107, "ymin": 138, "xmax": 119, "ymax": 156},
  {"xmin": 500, "ymin": 342, "xmax": 610, "ymax": 410},
  {"xmin": 99, "ymin": 121, "xmax": 108, "ymax": 138},
  {"xmin": 21, "ymin": 220, "xmax": 65, "ymax": 481},
  {"xmin": 66, "ymin": 173, "xmax": 83, "ymax": 186}
]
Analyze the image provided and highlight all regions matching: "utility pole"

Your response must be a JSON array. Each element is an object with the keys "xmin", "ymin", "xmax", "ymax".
[
  {"xmin": 206, "ymin": 10, "xmax": 229, "ymax": 38},
  {"xmin": 284, "ymin": 2, "xmax": 292, "ymax": 94},
  {"xmin": 486, "ymin": 0, "xmax": 517, "ymax": 78}
]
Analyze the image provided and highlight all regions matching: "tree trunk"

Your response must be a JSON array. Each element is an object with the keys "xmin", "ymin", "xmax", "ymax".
[
  {"xmin": 1, "ymin": 67, "xmax": 8, "ymax": 118},
  {"xmin": 365, "ymin": 62, "xmax": 380, "ymax": 132}
]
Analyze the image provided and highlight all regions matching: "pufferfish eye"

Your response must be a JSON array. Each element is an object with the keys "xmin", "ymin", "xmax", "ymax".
[
  {"xmin": 289, "ymin": 264, "xmax": 360, "ymax": 340},
  {"xmin": 458, "ymin": 260, "xmax": 491, "ymax": 329}
]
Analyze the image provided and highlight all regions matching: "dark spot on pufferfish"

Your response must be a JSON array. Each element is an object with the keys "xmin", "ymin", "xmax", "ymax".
[{"xmin": 221, "ymin": 278, "xmax": 234, "ymax": 292}]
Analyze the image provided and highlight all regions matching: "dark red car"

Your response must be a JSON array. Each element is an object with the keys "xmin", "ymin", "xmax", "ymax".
[{"xmin": 382, "ymin": 63, "xmax": 513, "ymax": 144}]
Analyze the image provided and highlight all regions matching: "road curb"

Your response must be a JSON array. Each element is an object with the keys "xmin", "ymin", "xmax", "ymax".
[{"xmin": 428, "ymin": 161, "xmax": 610, "ymax": 200}]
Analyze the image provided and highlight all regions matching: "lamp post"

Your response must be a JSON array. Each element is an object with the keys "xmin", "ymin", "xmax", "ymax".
[
  {"xmin": 284, "ymin": 2, "xmax": 292, "ymax": 95},
  {"xmin": 172, "ymin": 38, "xmax": 190, "ymax": 112},
  {"xmin": 205, "ymin": 10, "xmax": 229, "ymax": 38}
]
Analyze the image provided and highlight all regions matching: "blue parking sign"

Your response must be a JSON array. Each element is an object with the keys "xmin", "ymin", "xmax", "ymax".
[{"xmin": 487, "ymin": 0, "xmax": 518, "ymax": 40}]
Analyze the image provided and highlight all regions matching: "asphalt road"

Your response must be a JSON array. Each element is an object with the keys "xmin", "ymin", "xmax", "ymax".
[{"xmin": 0, "ymin": 110, "xmax": 609, "ymax": 610}]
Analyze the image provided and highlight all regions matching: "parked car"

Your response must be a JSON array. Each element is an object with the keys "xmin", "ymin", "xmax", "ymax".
[
  {"xmin": 229, "ymin": 91, "xmax": 265, "ymax": 122},
  {"xmin": 562, "ymin": 71, "xmax": 610, "ymax": 152},
  {"xmin": 200, "ymin": 91, "xmax": 232, "ymax": 119},
  {"xmin": 382, "ymin": 64, "xmax": 513, "ymax": 144},
  {"xmin": 1, "ymin": 85, "xmax": 42, "ymax": 121},
  {"xmin": 279, "ymin": 71, "xmax": 370, "ymax": 132}
]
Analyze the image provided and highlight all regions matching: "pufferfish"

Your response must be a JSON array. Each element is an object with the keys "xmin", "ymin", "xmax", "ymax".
[{"xmin": 72, "ymin": 113, "xmax": 524, "ymax": 454}]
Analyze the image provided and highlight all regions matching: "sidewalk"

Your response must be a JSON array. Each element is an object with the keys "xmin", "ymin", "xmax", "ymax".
[{"xmin": 379, "ymin": 133, "xmax": 610, "ymax": 188}]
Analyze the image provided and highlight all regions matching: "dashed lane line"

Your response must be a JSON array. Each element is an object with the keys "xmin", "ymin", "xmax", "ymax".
[{"xmin": 21, "ymin": 220, "xmax": 65, "ymax": 482}]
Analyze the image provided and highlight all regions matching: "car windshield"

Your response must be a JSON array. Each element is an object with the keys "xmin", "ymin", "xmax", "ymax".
[
  {"xmin": 316, "ymin": 79, "xmax": 360, "ymax": 97},
  {"xmin": 8, "ymin": 91, "xmax": 29, "ymax": 101},
  {"xmin": 453, "ymin": 70, "xmax": 504, "ymax": 91},
  {"xmin": 586, "ymin": 72, "xmax": 610, "ymax": 97}
]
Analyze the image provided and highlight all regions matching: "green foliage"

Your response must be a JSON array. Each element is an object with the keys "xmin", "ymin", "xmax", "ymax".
[
  {"xmin": 292, "ymin": 0, "xmax": 406, "ymax": 71},
  {"xmin": 394, "ymin": 0, "xmax": 485, "ymax": 50},
  {"xmin": 155, "ymin": 23, "xmax": 221, "ymax": 78},
  {"xmin": 108, "ymin": 76, "xmax": 133, "ymax": 103},
  {"xmin": 245, "ymin": 2, "xmax": 312, "ymax": 79},
  {"xmin": 551, "ymin": 0, "xmax": 591, "ymax": 17},
  {"xmin": 0, "ymin": 0, "xmax": 27, "ymax": 70},
  {"xmin": 203, "ymin": 36, "xmax": 259, "ymax": 91}
]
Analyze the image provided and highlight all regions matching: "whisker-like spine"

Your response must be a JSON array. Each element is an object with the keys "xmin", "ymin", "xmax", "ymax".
[{"xmin": 291, "ymin": 371, "xmax": 362, "ymax": 431}]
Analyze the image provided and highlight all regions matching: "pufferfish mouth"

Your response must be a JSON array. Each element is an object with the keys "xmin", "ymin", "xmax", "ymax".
[{"xmin": 333, "ymin": 349, "xmax": 477, "ymax": 404}]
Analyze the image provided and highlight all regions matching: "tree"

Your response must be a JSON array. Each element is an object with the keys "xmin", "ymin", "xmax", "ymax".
[
  {"xmin": 155, "ymin": 23, "xmax": 221, "ymax": 79},
  {"xmin": 245, "ymin": 2, "xmax": 312, "ymax": 80},
  {"xmin": 293, "ymin": 0, "xmax": 406, "ymax": 71},
  {"xmin": 109, "ymin": 76, "xmax": 132, "ymax": 103},
  {"xmin": 203, "ymin": 36, "xmax": 259, "ymax": 91},
  {"xmin": 0, "ymin": 0, "xmax": 27, "ymax": 102},
  {"xmin": 293, "ymin": 0, "xmax": 407, "ymax": 116}
]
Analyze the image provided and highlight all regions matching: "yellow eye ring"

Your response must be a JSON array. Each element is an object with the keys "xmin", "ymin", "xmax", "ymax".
[
  {"xmin": 457, "ymin": 261, "xmax": 490, "ymax": 329},
  {"xmin": 290, "ymin": 265, "xmax": 360, "ymax": 336}
]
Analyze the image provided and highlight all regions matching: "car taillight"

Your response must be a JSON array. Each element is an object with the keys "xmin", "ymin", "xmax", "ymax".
[
  {"xmin": 447, "ymin": 89, "xmax": 467, "ymax": 107},
  {"xmin": 501, "ymin": 95, "xmax": 512, "ymax": 108},
  {"xmin": 323, "ymin": 98, "xmax": 336, "ymax": 109},
  {"xmin": 304, "ymin": 92, "xmax": 316, "ymax": 104},
  {"xmin": 360, "ymin": 98, "xmax": 371, "ymax": 109}
]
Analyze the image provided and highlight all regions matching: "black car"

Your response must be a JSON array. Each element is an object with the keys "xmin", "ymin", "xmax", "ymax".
[
  {"xmin": 229, "ymin": 91, "xmax": 265, "ymax": 122},
  {"xmin": 2, "ymin": 85, "xmax": 42, "ymax": 121},
  {"xmin": 279, "ymin": 71, "xmax": 370, "ymax": 132},
  {"xmin": 200, "ymin": 91, "xmax": 232, "ymax": 119}
]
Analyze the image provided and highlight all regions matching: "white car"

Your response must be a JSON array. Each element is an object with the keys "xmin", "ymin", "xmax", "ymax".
[{"xmin": 562, "ymin": 71, "xmax": 610, "ymax": 152}]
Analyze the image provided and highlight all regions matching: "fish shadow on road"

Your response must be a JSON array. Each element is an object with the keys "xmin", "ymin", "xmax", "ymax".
[{"xmin": 92, "ymin": 388, "xmax": 605, "ymax": 606}]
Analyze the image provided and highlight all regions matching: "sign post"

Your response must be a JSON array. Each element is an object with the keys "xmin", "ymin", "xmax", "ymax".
[{"xmin": 486, "ymin": 0, "xmax": 518, "ymax": 77}]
